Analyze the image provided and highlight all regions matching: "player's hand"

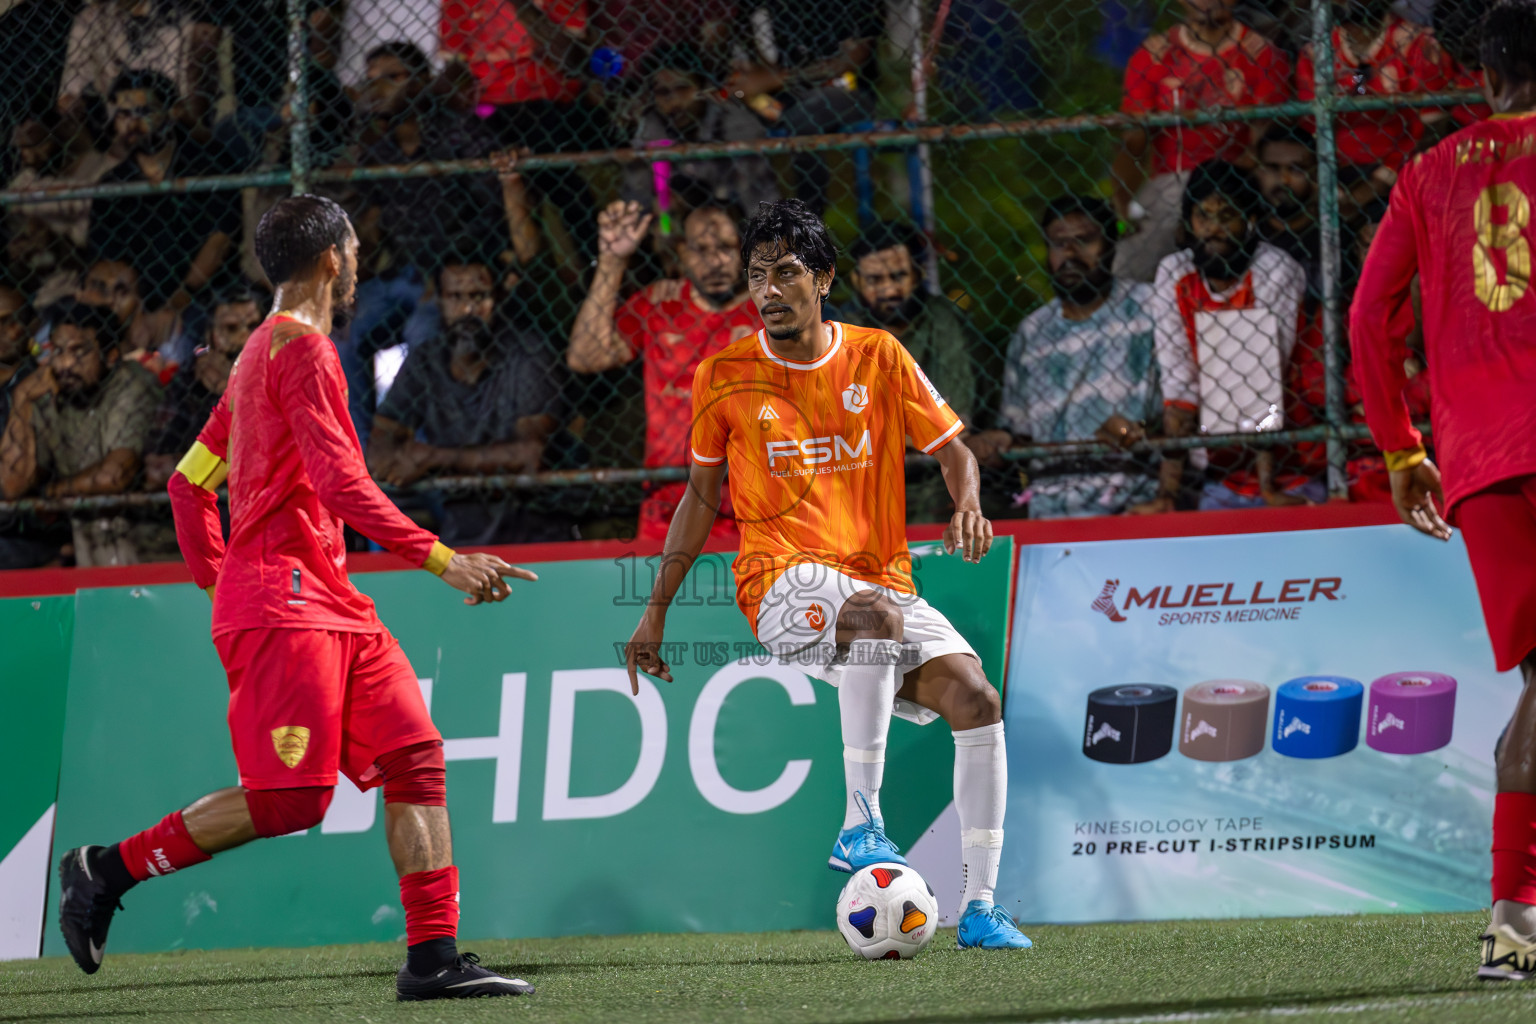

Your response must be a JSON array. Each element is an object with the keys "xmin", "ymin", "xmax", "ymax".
[
  {"xmin": 1391, "ymin": 459, "xmax": 1452, "ymax": 541},
  {"xmin": 625, "ymin": 611, "xmax": 672, "ymax": 694},
  {"xmin": 441, "ymin": 552, "xmax": 539, "ymax": 605},
  {"xmin": 943, "ymin": 507, "xmax": 992, "ymax": 564},
  {"xmin": 597, "ymin": 200, "xmax": 653, "ymax": 260}
]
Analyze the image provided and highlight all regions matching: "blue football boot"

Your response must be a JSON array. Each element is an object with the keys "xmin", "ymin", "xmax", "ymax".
[
  {"xmin": 828, "ymin": 792, "xmax": 908, "ymax": 873},
  {"xmin": 957, "ymin": 900, "xmax": 1033, "ymax": 949}
]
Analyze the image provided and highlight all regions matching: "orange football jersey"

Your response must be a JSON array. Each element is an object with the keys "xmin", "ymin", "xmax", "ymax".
[{"xmin": 690, "ymin": 321, "xmax": 964, "ymax": 628}]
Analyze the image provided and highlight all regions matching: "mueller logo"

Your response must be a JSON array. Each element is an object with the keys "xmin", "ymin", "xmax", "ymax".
[
  {"xmin": 1281, "ymin": 717, "xmax": 1311, "ymax": 738},
  {"xmin": 805, "ymin": 603, "xmax": 827, "ymax": 631},
  {"xmin": 1089, "ymin": 721, "xmax": 1121, "ymax": 746},
  {"xmin": 1092, "ymin": 580, "xmax": 1127, "ymax": 622},
  {"xmin": 146, "ymin": 847, "xmax": 175, "ymax": 876},
  {"xmin": 1100, "ymin": 576, "xmax": 1346, "ymax": 624},
  {"xmin": 766, "ymin": 430, "xmax": 872, "ymax": 476},
  {"xmin": 1376, "ymin": 712, "xmax": 1406, "ymax": 733}
]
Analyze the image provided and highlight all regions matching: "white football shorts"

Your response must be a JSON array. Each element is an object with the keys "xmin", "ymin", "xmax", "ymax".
[{"xmin": 753, "ymin": 561, "xmax": 977, "ymax": 725}]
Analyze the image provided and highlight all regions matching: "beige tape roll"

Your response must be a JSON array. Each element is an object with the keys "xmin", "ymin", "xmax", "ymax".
[{"xmin": 1178, "ymin": 680, "xmax": 1271, "ymax": 762}]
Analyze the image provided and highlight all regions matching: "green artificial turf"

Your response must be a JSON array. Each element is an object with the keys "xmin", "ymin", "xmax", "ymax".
[{"xmin": 2, "ymin": 912, "xmax": 1533, "ymax": 1024}]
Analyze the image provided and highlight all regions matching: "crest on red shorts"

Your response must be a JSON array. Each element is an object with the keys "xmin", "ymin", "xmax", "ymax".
[{"xmin": 271, "ymin": 726, "xmax": 311, "ymax": 768}]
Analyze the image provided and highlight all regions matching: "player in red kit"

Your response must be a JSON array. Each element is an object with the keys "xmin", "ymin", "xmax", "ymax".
[
  {"xmin": 55, "ymin": 196, "xmax": 539, "ymax": 1000},
  {"xmin": 1351, "ymin": 0, "xmax": 1536, "ymax": 982}
]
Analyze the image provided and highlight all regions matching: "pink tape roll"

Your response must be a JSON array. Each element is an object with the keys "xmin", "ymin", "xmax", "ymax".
[{"xmin": 1365, "ymin": 672, "xmax": 1456, "ymax": 754}]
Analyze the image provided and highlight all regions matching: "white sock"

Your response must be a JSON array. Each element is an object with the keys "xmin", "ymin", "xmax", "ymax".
[
  {"xmin": 840, "ymin": 639, "xmax": 902, "ymax": 829},
  {"xmin": 954, "ymin": 721, "xmax": 1006, "ymax": 908}
]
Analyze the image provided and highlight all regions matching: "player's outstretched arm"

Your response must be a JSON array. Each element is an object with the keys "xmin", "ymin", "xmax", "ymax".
[
  {"xmin": 934, "ymin": 438, "xmax": 992, "ymax": 564},
  {"xmin": 626, "ymin": 460, "xmax": 725, "ymax": 695},
  {"xmin": 438, "ymin": 551, "xmax": 540, "ymax": 606}
]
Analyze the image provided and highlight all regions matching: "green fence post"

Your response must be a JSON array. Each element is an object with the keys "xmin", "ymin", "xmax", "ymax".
[
  {"xmin": 287, "ymin": 0, "xmax": 310, "ymax": 196},
  {"xmin": 1311, "ymin": 0, "xmax": 1347, "ymax": 499}
]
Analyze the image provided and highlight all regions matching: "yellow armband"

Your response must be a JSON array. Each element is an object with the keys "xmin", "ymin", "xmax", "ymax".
[
  {"xmin": 175, "ymin": 441, "xmax": 229, "ymax": 490},
  {"xmin": 424, "ymin": 541, "xmax": 455, "ymax": 576},
  {"xmin": 1384, "ymin": 446, "xmax": 1428, "ymax": 473}
]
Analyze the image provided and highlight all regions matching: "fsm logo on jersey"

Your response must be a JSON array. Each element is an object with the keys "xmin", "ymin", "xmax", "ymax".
[
  {"xmin": 765, "ymin": 429, "xmax": 873, "ymax": 478},
  {"xmin": 1092, "ymin": 576, "xmax": 1345, "ymax": 626}
]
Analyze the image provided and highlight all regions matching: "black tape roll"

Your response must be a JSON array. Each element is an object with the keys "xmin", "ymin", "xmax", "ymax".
[{"xmin": 1083, "ymin": 684, "xmax": 1178, "ymax": 764}]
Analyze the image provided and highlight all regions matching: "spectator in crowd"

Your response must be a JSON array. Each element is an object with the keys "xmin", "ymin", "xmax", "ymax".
[
  {"xmin": 143, "ymin": 282, "xmax": 267, "ymax": 490},
  {"xmin": 90, "ymin": 70, "xmax": 241, "ymax": 314},
  {"xmin": 339, "ymin": 0, "xmax": 441, "ymax": 89},
  {"xmin": 58, "ymin": 0, "xmax": 220, "ymax": 133},
  {"xmin": 367, "ymin": 246, "xmax": 571, "ymax": 546},
  {"xmin": 1112, "ymin": 0, "xmax": 1291, "ymax": 282},
  {"xmin": 5, "ymin": 112, "xmax": 114, "ymax": 309},
  {"xmin": 967, "ymin": 197, "xmax": 1162, "ymax": 519},
  {"xmin": 623, "ymin": 45, "xmax": 780, "ymax": 217},
  {"xmin": 1297, "ymin": 0, "xmax": 1455, "ymax": 197},
  {"xmin": 567, "ymin": 198, "xmax": 758, "ymax": 540},
  {"xmin": 831, "ymin": 220, "xmax": 979, "ymax": 522},
  {"xmin": 1134, "ymin": 160, "xmax": 1314, "ymax": 513},
  {"xmin": 725, "ymin": 2, "xmax": 883, "ymax": 215},
  {"xmin": 0, "ymin": 285, "xmax": 62, "ymax": 571},
  {"xmin": 76, "ymin": 258, "xmax": 179, "ymax": 369},
  {"xmin": 351, "ymin": 42, "xmax": 508, "ymax": 433},
  {"xmin": 440, "ymin": 0, "xmax": 604, "ymax": 260},
  {"xmin": 0, "ymin": 287, "xmax": 38, "ymax": 429},
  {"xmin": 0, "ymin": 298, "xmax": 160, "ymax": 566},
  {"xmin": 1253, "ymin": 123, "xmax": 1321, "ymax": 301}
]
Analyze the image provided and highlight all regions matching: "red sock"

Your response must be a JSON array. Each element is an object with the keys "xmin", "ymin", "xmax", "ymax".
[
  {"xmin": 400, "ymin": 865, "xmax": 460, "ymax": 945},
  {"xmin": 1493, "ymin": 792, "xmax": 1536, "ymax": 904},
  {"xmin": 117, "ymin": 811, "xmax": 212, "ymax": 883}
]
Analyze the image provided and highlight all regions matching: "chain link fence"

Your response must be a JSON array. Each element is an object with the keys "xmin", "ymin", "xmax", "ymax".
[{"xmin": 0, "ymin": 0, "xmax": 1467, "ymax": 566}]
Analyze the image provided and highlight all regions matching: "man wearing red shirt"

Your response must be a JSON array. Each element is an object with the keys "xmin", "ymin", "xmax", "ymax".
[
  {"xmin": 1297, "ymin": 0, "xmax": 1456, "ymax": 194},
  {"xmin": 568, "ymin": 199, "xmax": 759, "ymax": 541},
  {"xmin": 1351, "ymin": 0, "xmax": 1536, "ymax": 981},
  {"xmin": 1113, "ymin": 0, "xmax": 1291, "ymax": 281},
  {"xmin": 54, "ymin": 196, "xmax": 539, "ymax": 1001}
]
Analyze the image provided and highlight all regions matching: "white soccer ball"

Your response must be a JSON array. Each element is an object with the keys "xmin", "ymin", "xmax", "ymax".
[{"xmin": 835, "ymin": 863, "xmax": 938, "ymax": 960}]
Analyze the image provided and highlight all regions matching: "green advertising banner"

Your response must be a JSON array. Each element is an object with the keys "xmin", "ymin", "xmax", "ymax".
[
  {"xmin": 0, "ymin": 596, "xmax": 74, "ymax": 959},
  {"xmin": 45, "ymin": 539, "xmax": 1012, "ymax": 955}
]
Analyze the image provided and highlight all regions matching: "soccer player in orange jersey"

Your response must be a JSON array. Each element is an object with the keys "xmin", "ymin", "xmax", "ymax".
[
  {"xmin": 625, "ymin": 199, "xmax": 1031, "ymax": 949},
  {"xmin": 55, "ymin": 196, "xmax": 539, "ymax": 1000},
  {"xmin": 1351, "ymin": 0, "xmax": 1536, "ymax": 982}
]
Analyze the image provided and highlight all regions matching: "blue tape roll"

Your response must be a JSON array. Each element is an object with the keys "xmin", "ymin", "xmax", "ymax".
[{"xmin": 1272, "ymin": 676, "xmax": 1363, "ymax": 758}]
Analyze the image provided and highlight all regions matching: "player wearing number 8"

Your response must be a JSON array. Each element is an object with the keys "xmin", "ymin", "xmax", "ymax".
[{"xmin": 1350, "ymin": 0, "xmax": 1536, "ymax": 984}]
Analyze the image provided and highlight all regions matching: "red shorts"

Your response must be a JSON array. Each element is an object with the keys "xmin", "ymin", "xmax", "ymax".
[
  {"xmin": 214, "ymin": 628, "xmax": 440, "ymax": 791},
  {"xmin": 1457, "ymin": 475, "xmax": 1536, "ymax": 672},
  {"xmin": 638, "ymin": 480, "xmax": 741, "ymax": 544}
]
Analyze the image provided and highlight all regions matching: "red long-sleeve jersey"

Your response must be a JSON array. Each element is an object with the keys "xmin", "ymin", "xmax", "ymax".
[
  {"xmin": 1350, "ymin": 112, "xmax": 1536, "ymax": 514},
  {"xmin": 168, "ymin": 315, "xmax": 453, "ymax": 636}
]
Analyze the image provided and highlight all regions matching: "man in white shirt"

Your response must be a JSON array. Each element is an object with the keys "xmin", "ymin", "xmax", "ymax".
[{"xmin": 1133, "ymin": 159, "xmax": 1317, "ymax": 513}]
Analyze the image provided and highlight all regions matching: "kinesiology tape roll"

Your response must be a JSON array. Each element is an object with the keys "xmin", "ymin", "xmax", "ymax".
[
  {"xmin": 1366, "ymin": 672, "xmax": 1457, "ymax": 754},
  {"xmin": 1083, "ymin": 685, "xmax": 1177, "ymax": 764},
  {"xmin": 1272, "ymin": 676, "xmax": 1363, "ymax": 759},
  {"xmin": 1178, "ymin": 681, "xmax": 1270, "ymax": 762}
]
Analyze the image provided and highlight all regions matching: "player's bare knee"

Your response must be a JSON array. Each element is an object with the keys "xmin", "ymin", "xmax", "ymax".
[
  {"xmin": 837, "ymin": 591, "xmax": 904, "ymax": 642},
  {"xmin": 950, "ymin": 674, "xmax": 1002, "ymax": 730}
]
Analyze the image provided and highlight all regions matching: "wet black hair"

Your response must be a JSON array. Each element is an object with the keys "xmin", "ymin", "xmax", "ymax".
[
  {"xmin": 1482, "ymin": 0, "xmax": 1536, "ymax": 88},
  {"xmin": 255, "ymin": 195, "xmax": 352, "ymax": 286},
  {"xmin": 739, "ymin": 199, "xmax": 838, "ymax": 276}
]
